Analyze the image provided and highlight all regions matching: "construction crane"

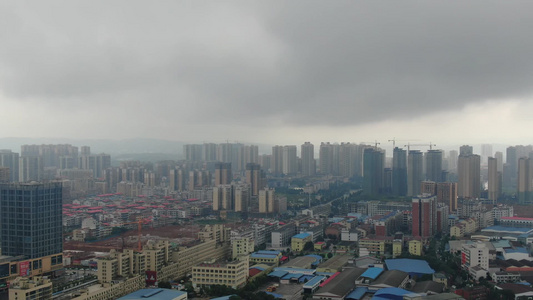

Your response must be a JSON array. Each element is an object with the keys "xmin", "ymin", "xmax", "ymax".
[
  {"xmin": 108, "ymin": 219, "xmax": 151, "ymax": 252},
  {"xmin": 361, "ymin": 141, "xmax": 381, "ymax": 149},
  {"xmin": 404, "ymin": 142, "xmax": 437, "ymax": 152},
  {"xmin": 388, "ymin": 138, "xmax": 419, "ymax": 148}
]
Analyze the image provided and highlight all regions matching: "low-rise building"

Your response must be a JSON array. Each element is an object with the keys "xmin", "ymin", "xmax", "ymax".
[
  {"xmin": 409, "ymin": 239, "xmax": 423, "ymax": 256},
  {"xmin": 9, "ymin": 276, "xmax": 52, "ymax": 300},
  {"xmin": 291, "ymin": 233, "xmax": 312, "ymax": 252},
  {"xmin": 191, "ymin": 256, "xmax": 249, "ymax": 289}
]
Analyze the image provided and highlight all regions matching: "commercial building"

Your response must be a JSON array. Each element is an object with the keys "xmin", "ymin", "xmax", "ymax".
[{"xmin": 0, "ymin": 182, "xmax": 63, "ymax": 261}]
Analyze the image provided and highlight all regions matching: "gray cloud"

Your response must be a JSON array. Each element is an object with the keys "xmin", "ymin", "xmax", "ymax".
[{"xmin": 1, "ymin": 1, "xmax": 533, "ymax": 134}]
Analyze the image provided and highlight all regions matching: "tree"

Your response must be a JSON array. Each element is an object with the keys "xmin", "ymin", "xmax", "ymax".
[
  {"xmin": 303, "ymin": 241, "xmax": 314, "ymax": 251},
  {"xmin": 327, "ymin": 252, "xmax": 333, "ymax": 259}
]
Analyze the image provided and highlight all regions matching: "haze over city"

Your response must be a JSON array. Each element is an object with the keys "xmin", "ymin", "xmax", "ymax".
[{"xmin": 2, "ymin": 1, "xmax": 533, "ymax": 147}]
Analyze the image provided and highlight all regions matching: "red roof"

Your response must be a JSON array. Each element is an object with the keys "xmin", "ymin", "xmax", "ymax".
[
  {"xmin": 319, "ymin": 272, "xmax": 340, "ymax": 287},
  {"xmin": 249, "ymin": 268, "xmax": 263, "ymax": 277}
]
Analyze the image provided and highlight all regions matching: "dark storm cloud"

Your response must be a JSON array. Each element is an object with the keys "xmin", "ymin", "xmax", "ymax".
[{"xmin": 1, "ymin": 1, "xmax": 533, "ymax": 128}]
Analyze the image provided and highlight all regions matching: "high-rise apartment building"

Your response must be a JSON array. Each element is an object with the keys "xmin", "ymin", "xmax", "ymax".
[
  {"xmin": 213, "ymin": 185, "xmax": 234, "ymax": 211},
  {"xmin": 259, "ymin": 188, "xmax": 275, "ymax": 213},
  {"xmin": 184, "ymin": 144, "xmax": 203, "ymax": 161},
  {"xmin": 495, "ymin": 151, "xmax": 504, "ymax": 173},
  {"xmin": 458, "ymin": 154, "xmax": 481, "ymax": 199},
  {"xmin": 282, "ymin": 146, "xmax": 297, "ymax": 175},
  {"xmin": 168, "ymin": 168, "xmax": 185, "ymax": 192},
  {"xmin": 436, "ymin": 182, "xmax": 458, "ymax": 213},
  {"xmin": 425, "ymin": 150, "xmax": 443, "ymax": 182},
  {"xmin": 412, "ymin": 194, "xmax": 437, "ymax": 238},
  {"xmin": 245, "ymin": 163, "xmax": 265, "ymax": 197},
  {"xmin": 0, "ymin": 150, "xmax": 19, "ymax": 182},
  {"xmin": 408, "ymin": 150, "xmax": 423, "ymax": 197},
  {"xmin": 460, "ymin": 145, "xmax": 473, "ymax": 156},
  {"xmin": 0, "ymin": 167, "xmax": 9, "ymax": 183},
  {"xmin": 481, "ymin": 144, "xmax": 493, "ymax": 165},
  {"xmin": 392, "ymin": 147, "xmax": 407, "ymax": 196},
  {"xmin": 202, "ymin": 143, "xmax": 217, "ymax": 161},
  {"xmin": 271, "ymin": 146, "xmax": 284, "ymax": 175},
  {"xmin": 517, "ymin": 157, "xmax": 533, "ymax": 205},
  {"xmin": 488, "ymin": 157, "xmax": 502, "ymax": 202},
  {"xmin": 214, "ymin": 162, "xmax": 232, "ymax": 186},
  {"xmin": 319, "ymin": 142, "xmax": 336, "ymax": 175},
  {"xmin": 0, "ymin": 182, "xmax": 63, "ymax": 259},
  {"xmin": 448, "ymin": 150, "xmax": 458, "ymax": 172},
  {"xmin": 363, "ymin": 148, "xmax": 384, "ymax": 196},
  {"xmin": 19, "ymin": 156, "xmax": 44, "ymax": 182},
  {"xmin": 301, "ymin": 142, "xmax": 316, "ymax": 177}
]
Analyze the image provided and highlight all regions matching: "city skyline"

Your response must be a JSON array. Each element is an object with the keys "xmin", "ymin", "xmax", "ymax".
[{"xmin": 1, "ymin": 2, "xmax": 533, "ymax": 145}]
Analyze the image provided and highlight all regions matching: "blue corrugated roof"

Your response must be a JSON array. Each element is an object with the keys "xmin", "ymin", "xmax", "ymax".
[
  {"xmin": 117, "ymin": 289, "xmax": 187, "ymax": 300},
  {"xmin": 303, "ymin": 276, "xmax": 325, "ymax": 287},
  {"xmin": 282, "ymin": 273, "xmax": 305, "ymax": 280},
  {"xmin": 257, "ymin": 250, "xmax": 282, "ymax": 255},
  {"xmin": 305, "ymin": 254, "xmax": 323, "ymax": 265},
  {"xmin": 506, "ymin": 247, "xmax": 528, "ymax": 254},
  {"xmin": 361, "ymin": 267, "xmax": 383, "ymax": 279},
  {"xmin": 268, "ymin": 270, "xmax": 288, "ymax": 278},
  {"xmin": 293, "ymin": 233, "xmax": 311, "ymax": 239},
  {"xmin": 265, "ymin": 292, "xmax": 283, "ymax": 299},
  {"xmin": 299, "ymin": 275, "xmax": 315, "ymax": 283},
  {"xmin": 385, "ymin": 259, "xmax": 435, "ymax": 275},
  {"xmin": 372, "ymin": 287, "xmax": 412, "ymax": 300},
  {"xmin": 346, "ymin": 287, "xmax": 368, "ymax": 300}
]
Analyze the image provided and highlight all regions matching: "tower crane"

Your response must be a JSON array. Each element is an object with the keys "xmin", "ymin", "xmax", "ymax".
[
  {"xmin": 107, "ymin": 218, "xmax": 151, "ymax": 252},
  {"xmin": 404, "ymin": 142, "xmax": 437, "ymax": 152},
  {"xmin": 361, "ymin": 141, "xmax": 381, "ymax": 149},
  {"xmin": 388, "ymin": 138, "xmax": 418, "ymax": 149}
]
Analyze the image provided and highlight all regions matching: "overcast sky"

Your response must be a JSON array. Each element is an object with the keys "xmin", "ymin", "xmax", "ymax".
[{"xmin": 1, "ymin": 1, "xmax": 533, "ymax": 149}]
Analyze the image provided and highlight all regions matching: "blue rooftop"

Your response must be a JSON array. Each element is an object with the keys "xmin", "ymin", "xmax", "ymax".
[
  {"xmin": 303, "ymin": 276, "xmax": 326, "ymax": 287},
  {"xmin": 282, "ymin": 273, "xmax": 305, "ymax": 280},
  {"xmin": 360, "ymin": 267, "xmax": 384, "ymax": 280},
  {"xmin": 268, "ymin": 270, "xmax": 288, "ymax": 278},
  {"xmin": 385, "ymin": 259, "xmax": 435, "ymax": 275},
  {"xmin": 265, "ymin": 292, "xmax": 283, "ymax": 299},
  {"xmin": 346, "ymin": 287, "xmax": 369, "ymax": 300},
  {"xmin": 257, "ymin": 250, "xmax": 281, "ymax": 255},
  {"xmin": 505, "ymin": 247, "xmax": 529, "ymax": 254},
  {"xmin": 293, "ymin": 233, "xmax": 311, "ymax": 239},
  {"xmin": 117, "ymin": 289, "xmax": 186, "ymax": 300},
  {"xmin": 305, "ymin": 254, "xmax": 323, "ymax": 265},
  {"xmin": 372, "ymin": 287, "xmax": 413, "ymax": 300}
]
